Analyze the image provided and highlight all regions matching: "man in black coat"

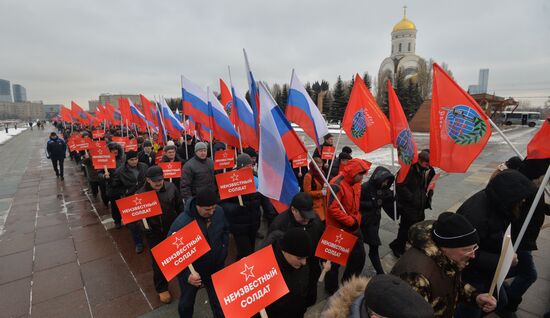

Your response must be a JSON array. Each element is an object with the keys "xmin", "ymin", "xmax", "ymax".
[
  {"xmin": 137, "ymin": 166, "xmax": 183, "ymax": 304},
  {"xmin": 455, "ymin": 170, "xmax": 537, "ymax": 318},
  {"xmin": 180, "ymin": 142, "xmax": 216, "ymax": 201},
  {"xmin": 390, "ymin": 150, "xmax": 435, "ymax": 257},
  {"xmin": 46, "ymin": 132, "xmax": 67, "ymax": 180},
  {"xmin": 267, "ymin": 192, "xmax": 325, "ymax": 308},
  {"xmin": 169, "ymin": 189, "xmax": 228, "ymax": 318},
  {"xmin": 264, "ymin": 228, "xmax": 312, "ymax": 318},
  {"xmin": 137, "ymin": 140, "xmax": 156, "ymax": 167},
  {"xmin": 111, "ymin": 150, "xmax": 149, "ymax": 253}
]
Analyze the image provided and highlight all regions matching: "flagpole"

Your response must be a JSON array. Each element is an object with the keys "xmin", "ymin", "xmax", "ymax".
[
  {"xmin": 513, "ymin": 164, "xmax": 550, "ymax": 251},
  {"xmin": 207, "ymin": 87, "xmax": 214, "ymax": 159},
  {"xmin": 180, "ymin": 75, "xmax": 189, "ymax": 160},
  {"xmin": 308, "ymin": 152, "xmax": 348, "ymax": 214},
  {"xmin": 326, "ymin": 127, "xmax": 343, "ymax": 180},
  {"xmin": 391, "ymin": 146, "xmax": 399, "ymax": 222},
  {"xmin": 488, "ymin": 118, "xmax": 523, "ymax": 159},
  {"xmin": 228, "ymin": 65, "xmax": 244, "ymax": 154},
  {"xmin": 237, "ymin": 127, "xmax": 244, "ymax": 153}
]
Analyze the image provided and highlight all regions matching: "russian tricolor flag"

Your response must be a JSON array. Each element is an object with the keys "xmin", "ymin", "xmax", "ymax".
[
  {"xmin": 287, "ymin": 70, "xmax": 329, "ymax": 149},
  {"xmin": 243, "ymin": 49, "xmax": 260, "ymax": 133},
  {"xmin": 231, "ymin": 85, "xmax": 258, "ymax": 150},
  {"xmin": 181, "ymin": 76, "xmax": 211, "ymax": 130},
  {"xmin": 129, "ymin": 99, "xmax": 155, "ymax": 130},
  {"xmin": 207, "ymin": 88, "xmax": 240, "ymax": 148},
  {"xmin": 258, "ymin": 82, "xmax": 305, "ymax": 210},
  {"xmin": 160, "ymin": 98, "xmax": 185, "ymax": 139}
]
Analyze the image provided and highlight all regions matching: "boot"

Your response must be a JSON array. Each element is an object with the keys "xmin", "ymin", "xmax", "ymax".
[{"xmin": 159, "ymin": 291, "xmax": 172, "ymax": 304}]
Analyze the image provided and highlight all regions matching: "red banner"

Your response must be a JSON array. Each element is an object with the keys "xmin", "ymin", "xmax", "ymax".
[
  {"xmin": 216, "ymin": 167, "xmax": 256, "ymax": 200},
  {"xmin": 321, "ymin": 146, "xmax": 335, "ymax": 160},
  {"xmin": 214, "ymin": 149, "xmax": 236, "ymax": 170},
  {"xmin": 112, "ymin": 136, "xmax": 127, "ymax": 149},
  {"xmin": 292, "ymin": 153, "xmax": 308, "ymax": 168},
  {"xmin": 71, "ymin": 136, "xmax": 91, "ymax": 151},
  {"xmin": 90, "ymin": 147, "xmax": 116, "ymax": 169},
  {"xmin": 158, "ymin": 161, "xmax": 182, "ymax": 179},
  {"xmin": 125, "ymin": 138, "xmax": 138, "ymax": 152},
  {"xmin": 67, "ymin": 138, "xmax": 76, "ymax": 152},
  {"xmin": 92, "ymin": 130, "xmax": 105, "ymax": 139},
  {"xmin": 116, "ymin": 191, "xmax": 163, "ymax": 224},
  {"xmin": 89, "ymin": 140, "xmax": 107, "ymax": 151},
  {"xmin": 151, "ymin": 220, "xmax": 211, "ymax": 281},
  {"xmin": 315, "ymin": 225, "xmax": 358, "ymax": 266},
  {"xmin": 212, "ymin": 245, "xmax": 289, "ymax": 318}
]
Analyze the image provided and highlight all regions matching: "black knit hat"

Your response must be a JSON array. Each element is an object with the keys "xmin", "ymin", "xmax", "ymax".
[
  {"xmin": 280, "ymin": 228, "xmax": 312, "ymax": 257},
  {"xmin": 432, "ymin": 212, "xmax": 479, "ymax": 248},
  {"xmin": 363, "ymin": 275, "xmax": 434, "ymax": 318},
  {"xmin": 126, "ymin": 150, "xmax": 138, "ymax": 160},
  {"xmin": 143, "ymin": 140, "xmax": 152, "ymax": 147},
  {"xmin": 195, "ymin": 189, "xmax": 218, "ymax": 207},
  {"xmin": 505, "ymin": 156, "xmax": 522, "ymax": 170}
]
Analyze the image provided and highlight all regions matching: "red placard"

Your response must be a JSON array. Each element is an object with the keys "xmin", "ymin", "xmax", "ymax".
[
  {"xmin": 115, "ymin": 191, "xmax": 163, "ymax": 224},
  {"xmin": 90, "ymin": 147, "xmax": 116, "ymax": 169},
  {"xmin": 125, "ymin": 139, "xmax": 138, "ymax": 152},
  {"xmin": 214, "ymin": 149, "xmax": 236, "ymax": 170},
  {"xmin": 158, "ymin": 161, "xmax": 182, "ymax": 179},
  {"xmin": 112, "ymin": 136, "xmax": 127, "ymax": 149},
  {"xmin": 292, "ymin": 153, "xmax": 308, "ymax": 168},
  {"xmin": 212, "ymin": 245, "xmax": 289, "ymax": 318},
  {"xmin": 215, "ymin": 167, "xmax": 256, "ymax": 200},
  {"xmin": 67, "ymin": 138, "xmax": 76, "ymax": 152},
  {"xmin": 92, "ymin": 130, "xmax": 105, "ymax": 139},
  {"xmin": 315, "ymin": 225, "xmax": 358, "ymax": 266},
  {"xmin": 155, "ymin": 150, "xmax": 164, "ymax": 163},
  {"xmin": 72, "ymin": 136, "xmax": 91, "ymax": 151},
  {"xmin": 427, "ymin": 173, "xmax": 441, "ymax": 191},
  {"xmin": 151, "ymin": 220, "xmax": 211, "ymax": 281},
  {"xmin": 89, "ymin": 140, "xmax": 107, "ymax": 151},
  {"xmin": 321, "ymin": 146, "xmax": 335, "ymax": 160}
]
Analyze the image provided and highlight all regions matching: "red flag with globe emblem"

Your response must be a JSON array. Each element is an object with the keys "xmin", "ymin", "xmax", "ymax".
[
  {"xmin": 430, "ymin": 63, "xmax": 491, "ymax": 173},
  {"xmin": 71, "ymin": 102, "xmax": 91, "ymax": 126},
  {"xmin": 388, "ymin": 81, "xmax": 418, "ymax": 183},
  {"xmin": 526, "ymin": 117, "xmax": 550, "ymax": 159},
  {"xmin": 219, "ymin": 79, "xmax": 236, "ymax": 125},
  {"xmin": 342, "ymin": 74, "xmax": 391, "ymax": 153}
]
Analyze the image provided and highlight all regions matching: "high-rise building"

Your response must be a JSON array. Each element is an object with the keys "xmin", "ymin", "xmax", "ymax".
[
  {"xmin": 0, "ymin": 79, "xmax": 12, "ymax": 102},
  {"xmin": 468, "ymin": 69, "xmax": 490, "ymax": 94},
  {"xmin": 12, "ymin": 84, "xmax": 27, "ymax": 102}
]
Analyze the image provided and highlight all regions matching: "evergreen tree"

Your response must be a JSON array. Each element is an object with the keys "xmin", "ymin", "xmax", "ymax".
[
  {"xmin": 362, "ymin": 72, "xmax": 372, "ymax": 90},
  {"xmin": 279, "ymin": 84, "xmax": 289, "ymax": 112},
  {"xmin": 305, "ymin": 82, "xmax": 314, "ymax": 100},
  {"xmin": 330, "ymin": 76, "xmax": 347, "ymax": 122}
]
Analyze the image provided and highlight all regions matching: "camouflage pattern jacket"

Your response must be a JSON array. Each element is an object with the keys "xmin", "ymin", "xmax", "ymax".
[{"xmin": 391, "ymin": 220, "xmax": 478, "ymax": 317}]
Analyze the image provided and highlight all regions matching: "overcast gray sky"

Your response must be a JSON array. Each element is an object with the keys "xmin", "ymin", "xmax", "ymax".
[{"xmin": 2, "ymin": 0, "xmax": 549, "ymax": 110}]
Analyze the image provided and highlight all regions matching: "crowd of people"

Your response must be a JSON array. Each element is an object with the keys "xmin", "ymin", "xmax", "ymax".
[{"xmin": 47, "ymin": 123, "xmax": 549, "ymax": 318}]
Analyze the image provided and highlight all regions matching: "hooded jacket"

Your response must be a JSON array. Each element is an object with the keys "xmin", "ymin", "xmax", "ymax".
[
  {"xmin": 457, "ymin": 169, "xmax": 537, "ymax": 281},
  {"xmin": 320, "ymin": 276, "xmax": 370, "ymax": 318},
  {"xmin": 359, "ymin": 166, "xmax": 395, "ymax": 246},
  {"xmin": 326, "ymin": 159, "xmax": 370, "ymax": 233},
  {"xmin": 391, "ymin": 221, "xmax": 478, "ymax": 317},
  {"xmin": 396, "ymin": 163, "xmax": 435, "ymax": 221}
]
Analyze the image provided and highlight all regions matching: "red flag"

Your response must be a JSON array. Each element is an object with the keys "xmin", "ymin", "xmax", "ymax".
[
  {"xmin": 104, "ymin": 103, "xmax": 120, "ymax": 126},
  {"xmin": 342, "ymin": 74, "xmax": 391, "ymax": 153},
  {"xmin": 388, "ymin": 81, "xmax": 418, "ymax": 183},
  {"xmin": 430, "ymin": 63, "xmax": 491, "ymax": 173},
  {"xmin": 526, "ymin": 117, "xmax": 550, "ymax": 159},
  {"xmin": 219, "ymin": 79, "xmax": 236, "ymax": 125},
  {"xmin": 59, "ymin": 106, "xmax": 73, "ymax": 123},
  {"xmin": 118, "ymin": 98, "xmax": 132, "ymax": 126},
  {"xmin": 140, "ymin": 94, "xmax": 158, "ymax": 128},
  {"xmin": 71, "ymin": 102, "xmax": 90, "ymax": 126}
]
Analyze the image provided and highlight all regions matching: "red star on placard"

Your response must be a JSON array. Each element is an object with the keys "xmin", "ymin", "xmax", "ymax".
[
  {"xmin": 230, "ymin": 173, "xmax": 239, "ymax": 182},
  {"xmin": 335, "ymin": 234, "xmax": 344, "ymax": 244},
  {"xmin": 173, "ymin": 237, "xmax": 184, "ymax": 249},
  {"xmin": 133, "ymin": 197, "xmax": 143, "ymax": 205},
  {"xmin": 222, "ymin": 152, "xmax": 228, "ymax": 158},
  {"xmin": 167, "ymin": 163, "xmax": 173, "ymax": 169},
  {"xmin": 98, "ymin": 149, "xmax": 103, "ymax": 154},
  {"xmin": 240, "ymin": 264, "xmax": 255, "ymax": 282}
]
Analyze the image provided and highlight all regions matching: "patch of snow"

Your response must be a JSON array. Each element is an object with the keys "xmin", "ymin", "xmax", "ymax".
[{"xmin": 0, "ymin": 128, "xmax": 28, "ymax": 145}]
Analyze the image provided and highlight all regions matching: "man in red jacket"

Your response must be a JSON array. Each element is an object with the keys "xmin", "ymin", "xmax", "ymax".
[{"xmin": 325, "ymin": 158, "xmax": 370, "ymax": 294}]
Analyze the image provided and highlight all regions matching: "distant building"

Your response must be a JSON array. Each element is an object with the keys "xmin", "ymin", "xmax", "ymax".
[
  {"xmin": 0, "ymin": 101, "xmax": 45, "ymax": 120},
  {"xmin": 98, "ymin": 94, "xmax": 140, "ymax": 109},
  {"xmin": 88, "ymin": 100, "xmax": 100, "ymax": 112},
  {"xmin": 0, "ymin": 79, "xmax": 12, "ymax": 102},
  {"xmin": 468, "ymin": 69, "xmax": 489, "ymax": 94},
  {"xmin": 12, "ymin": 84, "xmax": 27, "ymax": 102},
  {"xmin": 378, "ymin": 7, "xmax": 425, "ymax": 84},
  {"xmin": 43, "ymin": 104, "xmax": 62, "ymax": 119}
]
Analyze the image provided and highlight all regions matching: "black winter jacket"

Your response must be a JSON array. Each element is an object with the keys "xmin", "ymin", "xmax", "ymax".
[
  {"xmin": 46, "ymin": 137, "xmax": 67, "ymax": 160},
  {"xmin": 180, "ymin": 155, "xmax": 216, "ymax": 200},
  {"xmin": 457, "ymin": 170, "xmax": 537, "ymax": 282},
  {"xmin": 396, "ymin": 163, "xmax": 435, "ymax": 221},
  {"xmin": 137, "ymin": 150, "xmax": 156, "ymax": 167},
  {"xmin": 219, "ymin": 189, "xmax": 262, "ymax": 236},
  {"xmin": 111, "ymin": 162, "xmax": 149, "ymax": 197}
]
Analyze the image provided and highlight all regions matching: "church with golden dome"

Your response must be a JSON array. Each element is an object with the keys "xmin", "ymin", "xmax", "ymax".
[{"xmin": 378, "ymin": 7, "xmax": 424, "ymax": 83}]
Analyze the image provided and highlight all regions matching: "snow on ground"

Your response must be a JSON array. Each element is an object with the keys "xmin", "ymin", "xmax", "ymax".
[{"xmin": 0, "ymin": 128, "xmax": 28, "ymax": 145}]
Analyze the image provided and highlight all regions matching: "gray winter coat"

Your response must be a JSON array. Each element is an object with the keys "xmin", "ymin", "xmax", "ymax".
[{"xmin": 180, "ymin": 155, "xmax": 216, "ymax": 200}]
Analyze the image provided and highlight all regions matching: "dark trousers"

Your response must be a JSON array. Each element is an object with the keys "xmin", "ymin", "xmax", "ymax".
[
  {"xmin": 110, "ymin": 197, "xmax": 121, "ymax": 224},
  {"xmin": 455, "ymin": 276, "xmax": 508, "ymax": 318},
  {"xmin": 127, "ymin": 222, "xmax": 143, "ymax": 246},
  {"xmin": 504, "ymin": 250, "xmax": 537, "ymax": 310},
  {"xmin": 325, "ymin": 238, "xmax": 366, "ymax": 294},
  {"xmin": 148, "ymin": 234, "xmax": 168, "ymax": 293},
  {"xmin": 51, "ymin": 158, "xmax": 64, "ymax": 177},
  {"xmin": 390, "ymin": 214, "xmax": 424, "ymax": 252},
  {"xmin": 367, "ymin": 244, "xmax": 385, "ymax": 274},
  {"xmin": 177, "ymin": 277, "xmax": 223, "ymax": 318},
  {"xmin": 233, "ymin": 230, "xmax": 257, "ymax": 260}
]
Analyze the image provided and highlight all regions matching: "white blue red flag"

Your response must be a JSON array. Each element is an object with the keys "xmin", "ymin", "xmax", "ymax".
[
  {"xmin": 287, "ymin": 70, "xmax": 329, "ymax": 149},
  {"xmin": 258, "ymin": 82, "xmax": 305, "ymax": 211},
  {"xmin": 181, "ymin": 76, "xmax": 211, "ymax": 130},
  {"xmin": 129, "ymin": 99, "xmax": 155, "ymax": 131},
  {"xmin": 231, "ymin": 85, "xmax": 259, "ymax": 150},
  {"xmin": 243, "ymin": 49, "xmax": 260, "ymax": 133},
  {"xmin": 160, "ymin": 98, "xmax": 184, "ymax": 139},
  {"xmin": 207, "ymin": 88, "xmax": 240, "ymax": 148}
]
